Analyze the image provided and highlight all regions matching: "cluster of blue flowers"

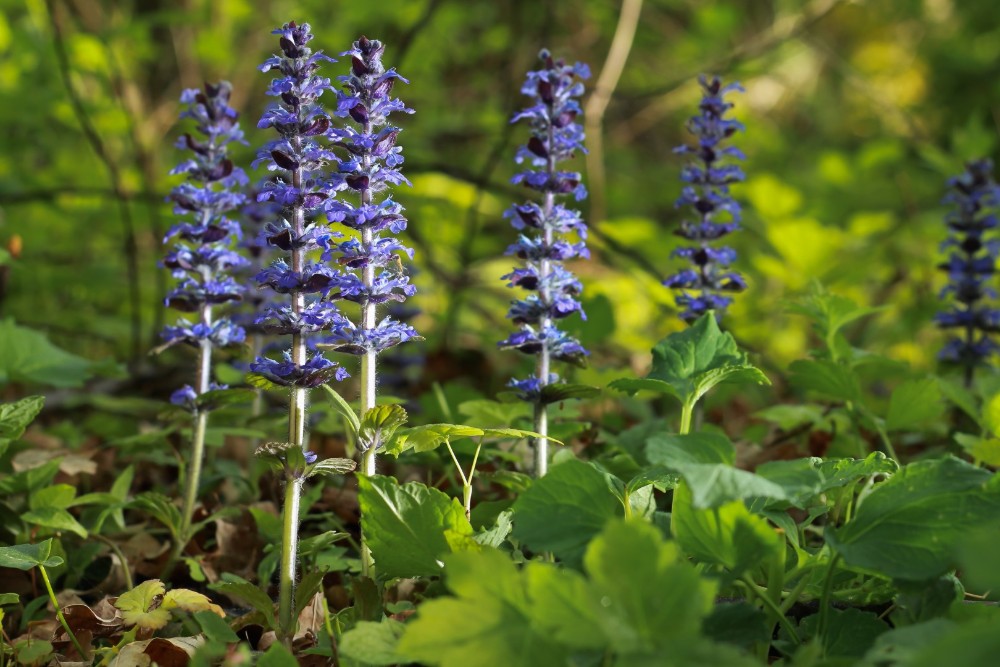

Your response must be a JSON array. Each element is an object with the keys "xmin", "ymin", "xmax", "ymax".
[
  {"xmin": 935, "ymin": 159, "xmax": 1000, "ymax": 379},
  {"xmin": 664, "ymin": 75, "xmax": 747, "ymax": 323},
  {"xmin": 161, "ymin": 82, "xmax": 249, "ymax": 407},
  {"xmin": 499, "ymin": 50, "xmax": 590, "ymax": 402},
  {"xmin": 250, "ymin": 22, "xmax": 350, "ymax": 389},
  {"xmin": 322, "ymin": 35, "xmax": 417, "ymax": 357}
]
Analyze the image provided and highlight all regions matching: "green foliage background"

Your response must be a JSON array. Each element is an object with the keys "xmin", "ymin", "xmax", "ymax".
[{"xmin": 1, "ymin": 0, "xmax": 998, "ymax": 393}]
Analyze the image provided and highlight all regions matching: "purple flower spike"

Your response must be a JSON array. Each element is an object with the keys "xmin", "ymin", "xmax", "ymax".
[
  {"xmin": 251, "ymin": 22, "xmax": 348, "ymax": 391},
  {"xmin": 160, "ymin": 82, "xmax": 248, "ymax": 380},
  {"xmin": 936, "ymin": 159, "xmax": 1000, "ymax": 382},
  {"xmin": 665, "ymin": 75, "xmax": 747, "ymax": 323},
  {"xmin": 499, "ymin": 50, "xmax": 590, "ymax": 406}
]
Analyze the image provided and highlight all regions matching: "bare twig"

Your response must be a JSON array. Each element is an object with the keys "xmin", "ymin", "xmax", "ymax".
[{"xmin": 584, "ymin": 0, "xmax": 644, "ymax": 225}]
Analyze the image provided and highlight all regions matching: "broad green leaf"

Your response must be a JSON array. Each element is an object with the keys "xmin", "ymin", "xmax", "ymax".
[
  {"xmin": 194, "ymin": 610, "xmax": 239, "ymax": 644},
  {"xmin": 396, "ymin": 549, "xmax": 569, "ymax": 667},
  {"xmin": 13, "ymin": 638, "xmax": 53, "ymax": 665},
  {"xmin": 21, "ymin": 507, "xmax": 88, "ymax": 538},
  {"xmin": 195, "ymin": 387, "xmax": 254, "ymax": 411},
  {"xmin": 538, "ymin": 383, "xmax": 600, "ymax": 405},
  {"xmin": 886, "ymin": 378, "xmax": 946, "ymax": 432},
  {"xmin": 984, "ymin": 392, "xmax": 1000, "ymax": 437},
  {"xmin": 953, "ymin": 521, "xmax": 1000, "ymax": 593},
  {"xmin": 901, "ymin": 618, "xmax": 1000, "ymax": 667},
  {"xmin": 294, "ymin": 570, "xmax": 326, "ymax": 621},
  {"xmin": 208, "ymin": 580, "xmax": 276, "ymax": 631},
  {"xmin": 0, "ymin": 319, "xmax": 100, "ymax": 388},
  {"xmin": 580, "ymin": 521, "xmax": 716, "ymax": 653},
  {"xmin": 861, "ymin": 619, "xmax": 958, "ymax": 665},
  {"xmin": 753, "ymin": 403, "xmax": 828, "ymax": 430},
  {"xmin": 473, "ymin": 509, "xmax": 513, "ymax": 548},
  {"xmin": 755, "ymin": 457, "xmax": 825, "ymax": 508},
  {"xmin": 0, "ymin": 592, "xmax": 19, "ymax": 606},
  {"xmin": 672, "ymin": 483, "xmax": 782, "ymax": 576},
  {"xmin": 789, "ymin": 359, "xmax": 861, "ymax": 402},
  {"xmin": 671, "ymin": 464, "xmax": 788, "ymax": 509},
  {"xmin": 646, "ymin": 313, "xmax": 769, "ymax": 407},
  {"xmin": 320, "ymin": 384, "xmax": 361, "ymax": 434},
  {"xmin": 702, "ymin": 603, "xmax": 771, "ymax": 648},
  {"xmin": 787, "ymin": 285, "xmax": 885, "ymax": 355},
  {"xmin": 511, "ymin": 458, "xmax": 622, "ymax": 567},
  {"xmin": 625, "ymin": 465, "xmax": 680, "ymax": 494},
  {"xmin": 29, "ymin": 484, "xmax": 76, "ymax": 510},
  {"xmin": 358, "ymin": 475, "xmax": 477, "ymax": 580},
  {"xmin": 358, "ymin": 405, "xmax": 408, "ymax": 452},
  {"xmin": 0, "ymin": 395, "xmax": 44, "ymax": 440},
  {"xmin": 646, "ymin": 432, "xmax": 735, "ymax": 466},
  {"xmin": 798, "ymin": 608, "xmax": 888, "ymax": 658},
  {"xmin": 386, "ymin": 423, "xmax": 483, "ymax": 456},
  {"xmin": 892, "ymin": 576, "xmax": 962, "ymax": 626},
  {"xmin": 608, "ymin": 377, "xmax": 679, "ymax": 398},
  {"xmin": 0, "ymin": 540, "xmax": 63, "ymax": 570},
  {"xmin": 339, "ymin": 619, "xmax": 406, "ymax": 666},
  {"xmin": 817, "ymin": 453, "xmax": 897, "ymax": 490},
  {"xmin": 937, "ymin": 377, "xmax": 979, "ymax": 424},
  {"xmin": 826, "ymin": 456, "xmax": 1000, "ymax": 581},
  {"xmin": 116, "ymin": 579, "xmax": 170, "ymax": 630}
]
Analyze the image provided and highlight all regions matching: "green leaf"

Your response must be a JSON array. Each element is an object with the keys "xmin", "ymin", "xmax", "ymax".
[
  {"xmin": 305, "ymin": 457, "xmax": 357, "ymax": 479},
  {"xmin": 257, "ymin": 643, "xmax": 299, "ymax": 667},
  {"xmin": 0, "ymin": 592, "xmax": 19, "ymax": 606},
  {"xmin": 358, "ymin": 475, "xmax": 477, "ymax": 580},
  {"xmin": 816, "ymin": 453, "xmax": 897, "ymax": 490},
  {"xmin": 21, "ymin": 507, "xmax": 88, "ymax": 538},
  {"xmin": 798, "ymin": 608, "xmax": 888, "ymax": 658},
  {"xmin": 608, "ymin": 377, "xmax": 679, "ymax": 398},
  {"xmin": 208, "ymin": 580, "xmax": 276, "ymax": 631},
  {"xmin": 358, "ymin": 404, "xmax": 408, "ymax": 452},
  {"xmin": 396, "ymin": 549, "xmax": 570, "ymax": 667},
  {"xmin": 511, "ymin": 458, "xmax": 623, "ymax": 567},
  {"xmin": 130, "ymin": 492, "xmax": 183, "ymax": 536},
  {"xmin": 538, "ymin": 383, "xmax": 600, "ymax": 405},
  {"xmin": 386, "ymin": 423, "xmax": 483, "ymax": 456},
  {"xmin": 0, "ymin": 540, "xmax": 63, "ymax": 570},
  {"xmin": 702, "ymin": 603, "xmax": 771, "ymax": 648},
  {"xmin": 473, "ymin": 509, "xmax": 513, "ymax": 548},
  {"xmin": 789, "ymin": 359, "xmax": 861, "ymax": 402},
  {"xmin": 955, "ymin": 521, "xmax": 1000, "ymax": 593},
  {"xmin": 646, "ymin": 432, "xmax": 735, "ymax": 466},
  {"xmin": 787, "ymin": 285, "xmax": 886, "ymax": 356},
  {"xmin": 671, "ymin": 483, "xmax": 782, "ymax": 576},
  {"xmin": 754, "ymin": 458, "xmax": 825, "ymax": 508},
  {"xmin": 826, "ymin": 456, "xmax": 1000, "ymax": 581},
  {"xmin": 293, "ymin": 570, "xmax": 326, "ymax": 622},
  {"xmin": 937, "ymin": 377, "xmax": 979, "ymax": 424},
  {"xmin": 13, "ymin": 638, "xmax": 53, "ymax": 665},
  {"xmin": 116, "ymin": 579, "xmax": 170, "ymax": 630},
  {"xmin": 646, "ymin": 313, "xmax": 769, "ymax": 407},
  {"xmin": 886, "ymin": 378, "xmax": 946, "ymax": 432},
  {"xmin": 861, "ymin": 618, "xmax": 957, "ymax": 665},
  {"xmin": 903, "ymin": 618, "xmax": 1000, "ymax": 667},
  {"xmin": 339, "ymin": 619, "xmax": 406, "ymax": 666},
  {"xmin": 0, "ymin": 395, "xmax": 44, "ymax": 440},
  {"xmin": 0, "ymin": 319, "xmax": 102, "ymax": 388},
  {"xmin": 320, "ymin": 384, "xmax": 361, "ymax": 434},
  {"xmin": 195, "ymin": 387, "xmax": 255, "ymax": 411},
  {"xmin": 29, "ymin": 484, "xmax": 76, "ymax": 510},
  {"xmin": 194, "ymin": 610, "xmax": 239, "ymax": 644}
]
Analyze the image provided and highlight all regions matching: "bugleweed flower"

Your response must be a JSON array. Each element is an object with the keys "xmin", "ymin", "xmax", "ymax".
[
  {"xmin": 323, "ymin": 36, "xmax": 417, "ymax": 472},
  {"xmin": 251, "ymin": 21, "xmax": 348, "ymax": 638},
  {"xmin": 663, "ymin": 75, "xmax": 747, "ymax": 323},
  {"xmin": 935, "ymin": 159, "xmax": 1000, "ymax": 383},
  {"xmin": 250, "ymin": 21, "xmax": 348, "ymax": 388},
  {"xmin": 160, "ymin": 81, "xmax": 248, "ymax": 567},
  {"xmin": 498, "ymin": 50, "xmax": 590, "ymax": 476}
]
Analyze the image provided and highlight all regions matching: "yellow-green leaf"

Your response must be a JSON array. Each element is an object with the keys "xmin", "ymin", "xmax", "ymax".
[{"xmin": 116, "ymin": 579, "xmax": 170, "ymax": 630}]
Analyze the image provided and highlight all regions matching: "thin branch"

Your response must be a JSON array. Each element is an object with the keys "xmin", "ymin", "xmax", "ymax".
[
  {"xmin": 46, "ymin": 0, "xmax": 143, "ymax": 365},
  {"xmin": 584, "ymin": 0, "xmax": 643, "ymax": 226}
]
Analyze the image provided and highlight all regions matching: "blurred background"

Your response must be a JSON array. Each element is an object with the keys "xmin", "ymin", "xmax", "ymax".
[{"xmin": 1, "ymin": 0, "xmax": 999, "ymax": 402}]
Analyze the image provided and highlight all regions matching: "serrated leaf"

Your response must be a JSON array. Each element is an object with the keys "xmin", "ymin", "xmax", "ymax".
[
  {"xmin": 511, "ymin": 458, "xmax": 623, "ymax": 567},
  {"xmin": 208, "ymin": 580, "xmax": 276, "ymax": 631},
  {"xmin": 320, "ymin": 385, "xmax": 361, "ymax": 434},
  {"xmin": 340, "ymin": 619, "xmax": 406, "ymax": 665},
  {"xmin": 0, "ymin": 540, "xmax": 63, "ymax": 570},
  {"xmin": 826, "ymin": 456, "xmax": 1000, "ymax": 581},
  {"xmin": 162, "ymin": 588, "xmax": 224, "ymax": 617},
  {"xmin": 0, "ymin": 395, "xmax": 44, "ymax": 440},
  {"xmin": 116, "ymin": 580, "xmax": 170, "ymax": 631},
  {"xmin": 539, "ymin": 383, "xmax": 600, "ymax": 405},
  {"xmin": 358, "ymin": 475, "xmax": 478, "ymax": 580},
  {"xmin": 306, "ymin": 457, "xmax": 357, "ymax": 479},
  {"xmin": 359, "ymin": 404, "xmax": 408, "ymax": 452},
  {"xmin": 789, "ymin": 359, "xmax": 861, "ymax": 402},
  {"xmin": 473, "ymin": 509, "xmax": 514, "ymax": 548},
  {"xmin": 886, "ymin": 378, "xmax": 946, "ymax": 432},
  {"xmin": 386, "ymin": 423, "xmax": 484, "ymax": 456}
]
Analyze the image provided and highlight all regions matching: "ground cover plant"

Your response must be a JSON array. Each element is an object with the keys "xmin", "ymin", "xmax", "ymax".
[{"xmin": 3, "ymin": 1, "xmax": 1000, "ymax": 666}]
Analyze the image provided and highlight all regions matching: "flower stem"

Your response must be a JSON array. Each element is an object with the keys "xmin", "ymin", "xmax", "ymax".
[
  {"xmin": 359, "ymin": 118, "xmax": 378, "ymax": 578},
  {"xmin": 278, "ymin": 476, "xmax": 303, "ymax": 643},
  {"xmin": 39, "ymin": 565, "xmax": 87, "ymax": 659},
  {"xmin": 679, "ymin": 399, "xmax": 695, "ymax": 435}
]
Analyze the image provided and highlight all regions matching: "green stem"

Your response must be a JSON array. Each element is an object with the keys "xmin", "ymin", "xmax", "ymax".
[
  {"xmin": 679, "ymin": 399, "xmax": 695, "ymax": 435},
  {"xmin": 39, "ymin": 565, "xmax": 87, "ymax": 659},
  {"xmin": 741, "ymin": 575, "xmax": 800, "ymax": 645},
  {"xmin": 278, "ymin": 476, "xmax": 303, "ymax": 643},
  {"xmin": 817, "ymin": 552, "xmax": 841, "ymax": 647},
  {"xmin": 778, "ymin": 570, "xmax": 814, "ymax": 615},
  {"xmin": 95, "ymin": 535, "xmax": 134, "ymax": 590}
]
